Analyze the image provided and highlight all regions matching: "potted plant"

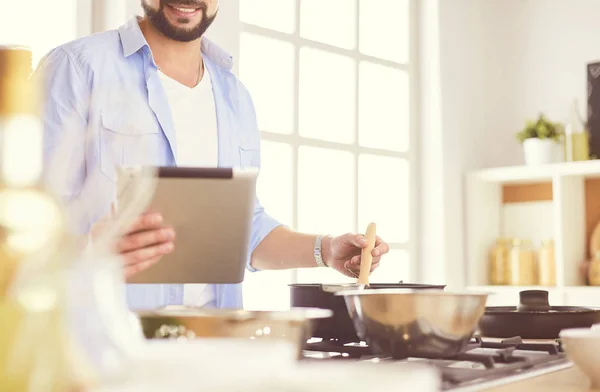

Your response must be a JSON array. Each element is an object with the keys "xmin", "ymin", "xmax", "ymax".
[{"xmin": 516, "ymin": 114, "xmax": 564, "ymax": 165}]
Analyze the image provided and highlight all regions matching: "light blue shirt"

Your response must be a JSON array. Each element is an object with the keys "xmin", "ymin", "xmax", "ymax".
[{"xmin": 35, "ymin": 17, "xmax": 281, "ymax": 310}]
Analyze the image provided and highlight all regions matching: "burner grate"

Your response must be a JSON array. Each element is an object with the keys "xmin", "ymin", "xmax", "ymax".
[
  {"xmin": 480, "ymin": 336, "xmax": 562, "ymax": 355},
  {"xmin": 303, "ymin": 340, "xmax": 370, "ymax": 359},
  {"xmin": 437, "ymin": 355, "xmax": 566, "ymax": 389},
  {"xmin": 302, "ymin": 335, "xmax": 569, "ymax": 390}
]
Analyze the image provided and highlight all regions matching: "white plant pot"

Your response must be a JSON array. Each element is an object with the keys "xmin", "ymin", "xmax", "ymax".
[{"xmin": 522, "ymin": 138, "xmax": 561, "ymax": 165}]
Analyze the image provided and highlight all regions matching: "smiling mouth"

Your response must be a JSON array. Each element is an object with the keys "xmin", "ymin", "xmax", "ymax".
[{"xmin": 166, "ymin": 3, "xmax": 203, "ymax": 17}]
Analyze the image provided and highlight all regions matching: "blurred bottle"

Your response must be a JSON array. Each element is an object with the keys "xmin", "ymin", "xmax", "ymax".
[
  {"xmin": 564, "ymin": 99, "xmax": 590, "ymax": 162},
  {"xmin": 0, "ymin": 44, "xmax": 147, "ymax": 392},
  {"xmin": 0, "ymin": 45, "xmax": 89, "ymax": 391},
  {"xmin": 489, "ymin": 238, "xmax": 509, "ymax": 285},
  {"xmin": 507, "ymin": 238, "xmax": 536, "ymax": 286},
  {"xmin": 537, "ymin": 239, "xmax": 556, "ymax": 286}
]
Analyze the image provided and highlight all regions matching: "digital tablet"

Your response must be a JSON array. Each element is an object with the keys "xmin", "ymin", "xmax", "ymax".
[{"xmin": 118, "ymin": 166, "xmax": 258, "ymax": 284}]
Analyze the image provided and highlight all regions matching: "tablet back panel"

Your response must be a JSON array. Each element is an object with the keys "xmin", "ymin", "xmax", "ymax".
[{"xmin": 124, "ymin": 167, "xmax": 257, "ymax": 284}]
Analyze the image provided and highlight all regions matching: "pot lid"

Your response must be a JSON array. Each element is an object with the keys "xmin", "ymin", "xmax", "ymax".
[{"xmin": 485, "ymin": 290, "xmax": 600, "ymax": 314}]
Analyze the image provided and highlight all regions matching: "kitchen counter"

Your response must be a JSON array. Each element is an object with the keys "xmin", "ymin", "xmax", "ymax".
[{"xmin": 485, "ymin": 366, "xmax": 597, "ymax": 392}]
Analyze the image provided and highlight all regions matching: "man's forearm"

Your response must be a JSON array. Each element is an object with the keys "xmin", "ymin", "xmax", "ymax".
[{"xmin": 250, "ymin": 226, "xmax": 331, "ymax": 270}]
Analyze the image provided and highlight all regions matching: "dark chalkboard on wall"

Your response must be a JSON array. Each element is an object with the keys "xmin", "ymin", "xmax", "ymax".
[{"xmin": 587, "ymin": 62, "xmax": 600, "ymax": 159}]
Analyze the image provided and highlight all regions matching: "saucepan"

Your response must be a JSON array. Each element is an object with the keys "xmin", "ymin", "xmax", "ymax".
[
  {"xmin": 135, "ymin": 306, "xmax": 332, "ymax": 357},
  {"xmin": 478, "ymin": 290, "xmax": 600, "ymax": 339},
  {"xmin": 334, "ymin": 289, "xmax": 489, "ymax": 359}
]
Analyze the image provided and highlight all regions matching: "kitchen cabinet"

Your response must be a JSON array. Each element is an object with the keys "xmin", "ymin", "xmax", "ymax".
[{"xmin": 464, "ymin": 160, "xmax": 600, "ymax": 301}]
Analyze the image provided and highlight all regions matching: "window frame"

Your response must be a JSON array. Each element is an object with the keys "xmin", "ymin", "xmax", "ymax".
[{"xmin": 239, "ymin": 0, "xmax": 420, "ymax": 288}]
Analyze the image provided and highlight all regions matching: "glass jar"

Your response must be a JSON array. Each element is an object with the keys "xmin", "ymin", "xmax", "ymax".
[
  {"xmin": 589, "ymin": 251, "xmax": 600, "ymax": 286},
  {"xmin": 537, "ymin": 239, "xmax": 556, "ymax": 286},
  {"xmin": 564, "ymin": 99, "xmax": 590, "ymax": 161},
  {"xmin": 507, "ymin": 239, "xmax": 536, "ymax": 285},
  {"xmin": 489, "ymin": 238, "xmax": 510, "ymax": 285}
]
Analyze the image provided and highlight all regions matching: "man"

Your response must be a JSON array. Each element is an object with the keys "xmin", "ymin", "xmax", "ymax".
[{"xmin": 37, "ymin": 0, "xmax": 390, "ymax": 310}]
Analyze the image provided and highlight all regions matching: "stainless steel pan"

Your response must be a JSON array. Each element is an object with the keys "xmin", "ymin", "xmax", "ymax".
[
  {"xmin": 290, "ymin": 282, "xmax": 446, "ymax": 342},
  {"xmin": 335, "ymin": 289, "xmax": 489, "ymax": 359},
  {"xmin": 135, "ymin": 306, "xmax": 332, "ymax": 357}
]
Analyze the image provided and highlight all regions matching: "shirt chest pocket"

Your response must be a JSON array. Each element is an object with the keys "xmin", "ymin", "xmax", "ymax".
[
  {"xmin": 237, "ymin": 132, "xmax": 261, "ymax": 168},
  {"xmin": 99, "ymin": 111, "xmax": 160, "ymax": 181},
  {"xmin": 238, "ymin": 144, "xmax": 260, "ymax": 168}
]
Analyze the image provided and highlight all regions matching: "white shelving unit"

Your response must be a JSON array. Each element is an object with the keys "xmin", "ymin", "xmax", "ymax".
[{"xmin": 464, "ymin": 160, "xmax": 600, "ymax": 307}]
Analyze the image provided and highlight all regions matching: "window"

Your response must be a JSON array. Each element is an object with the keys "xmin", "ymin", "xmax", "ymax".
[
  {"xmin": 0, "ymin": 0, "xmax": 86, "ymax": 67},
  {"xmin": 240, "ymin": 0, "xmax": 417, "ymax": 310}
]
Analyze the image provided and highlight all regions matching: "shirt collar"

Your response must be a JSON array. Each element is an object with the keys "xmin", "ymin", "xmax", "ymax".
[{"xmin": 118, "ymin": 17, "xmax": 234, "ymax": 71}]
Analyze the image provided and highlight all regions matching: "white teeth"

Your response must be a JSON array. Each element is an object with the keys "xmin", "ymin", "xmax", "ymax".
[{"xmin": 173, "ymin": 7, "xmax": 197, "ymax": 13}]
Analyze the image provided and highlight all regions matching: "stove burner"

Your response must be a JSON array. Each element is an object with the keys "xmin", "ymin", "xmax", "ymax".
[{"xmin": 302, "ymin": 335, "xmax": 569, "ymax": 391}]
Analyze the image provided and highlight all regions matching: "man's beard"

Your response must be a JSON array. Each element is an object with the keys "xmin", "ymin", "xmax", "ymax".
[{"xmin": 141, "ymin": 0, "xmax": 217, "ymax": 42}]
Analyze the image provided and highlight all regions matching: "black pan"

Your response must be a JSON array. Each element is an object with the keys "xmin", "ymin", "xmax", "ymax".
[
  {"xmin": 478, "ymin": 290, "xmax": 600, "ymax": 339},
  {"xmin": 289, "ymin": 282, "xmax": 446, "ymax": 342}
]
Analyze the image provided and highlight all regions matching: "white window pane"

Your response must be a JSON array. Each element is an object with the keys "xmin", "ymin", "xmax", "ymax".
[
  {"xmin": 358, "ymin": 155, "xmax": 409, "ymax": 243},
  {"xmin": 299, "ymin": 48, "xmax": 356, "ymax": 144},
  {"xmin": 240, "ymin": 0, "xmax": 296, "ymax": 34},
  {"xmin": 298, "ymin": 147, "xmax": 355, "ymax": 235},
  {"xmin": 358, "ymin": 62, "xmax": 409, "ymax": 152},
  {"xmin": 240, "ymin": 33, "xmax": 295, "ymax": 134},
  {"xmin": 256, "ymin": 141, "xmax": 293, "ymax": 226},
  {"xmin": 369, "ymin": 249, "xmax": 410, "ymax": 283},
  {"xmin": 300, "ymin": 0, "xmax": 356, "ymax": 49},
  {"xmin": 243, "ymin": 271, "xmax": 293, "ymax": 310},
  {"xmin": 359, "ymin": 0, "xmax": 409, "ymax": 63},
  {"xmin": 0, "ymin": 0, "xmax": 77, "ymax": 67},
  {"xmin": 296, "ymin": 266, "xmax": 356, "ymax": 285}
]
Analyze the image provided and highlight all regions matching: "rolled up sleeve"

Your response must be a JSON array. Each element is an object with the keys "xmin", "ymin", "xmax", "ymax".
[
  {"xmin": 246, "ymin": 197, "xmax": 283, "ymax": 272},
  {"xmin": 237, "ymin": 82, "xmax": 284, "ymax": 272}
]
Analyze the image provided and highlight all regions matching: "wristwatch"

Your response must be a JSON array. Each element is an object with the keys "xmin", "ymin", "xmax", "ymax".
[{"xmin": 314, "ymin": 235, "xmax": 331, "ymax": 268}]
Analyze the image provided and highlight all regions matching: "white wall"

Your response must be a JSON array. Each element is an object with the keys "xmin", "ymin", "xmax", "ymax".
[
  {"xmin": 510, "ymin": 0, "xmax": 600, "ymax": 129},
  {"xmin": 419, "ymin": 0, "xmax": 600, "ymax": 288},
  {"xmin": 418, "ymin": 0, "xmax": 500, "ymax": 287}
]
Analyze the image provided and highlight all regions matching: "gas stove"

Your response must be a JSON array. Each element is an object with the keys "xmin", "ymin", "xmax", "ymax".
[{"xmin": 301, "ymin": 336, "xmax": 572, "ymax": 391}]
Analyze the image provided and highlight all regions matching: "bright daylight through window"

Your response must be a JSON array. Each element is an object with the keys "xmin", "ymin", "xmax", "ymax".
[
  {"xmin": 0, "ymin": 0, "xmax": 79, "ymax": 67},
  {"xmin": 239, "ymin": 0, "xmax": 415, "ymax": 310}
]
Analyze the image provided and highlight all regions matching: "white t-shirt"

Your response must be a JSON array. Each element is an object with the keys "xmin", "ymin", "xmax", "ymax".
[{"xmin": 158, "ymin": 62, "xmax": 218, "ymax": 307}]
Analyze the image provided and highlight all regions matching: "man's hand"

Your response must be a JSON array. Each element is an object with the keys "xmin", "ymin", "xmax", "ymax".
[
  {"xmin": 91, "ymin": 212, "xmax": 175, "ymax": 279},
  {"xmin": 323, "ymin": 233, "xmax": 389, "ymax": 278}
]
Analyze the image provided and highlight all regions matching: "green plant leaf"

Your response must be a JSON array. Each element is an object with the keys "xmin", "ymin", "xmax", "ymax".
[{"xmin": 516, "ymin": 113, "xmax": 564, "ymax": 144}]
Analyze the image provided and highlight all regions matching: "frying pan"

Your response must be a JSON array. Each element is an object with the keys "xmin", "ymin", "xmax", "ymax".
[
  {"xmin": 478, "ymin": 290, "xmax": 600, "ymax": 339},
  {"xmin": 289, "ymin": 282, "xmax": 446, "ymax": 342}
]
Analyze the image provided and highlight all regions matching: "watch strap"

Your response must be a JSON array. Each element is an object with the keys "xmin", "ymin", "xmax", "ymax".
[{"xmin": 314, "ymin": 235, "xmax": 329, "ymax": 268}]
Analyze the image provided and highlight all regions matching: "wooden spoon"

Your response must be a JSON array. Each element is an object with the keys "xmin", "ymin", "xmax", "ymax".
[{"xmin": 357, "ymin": 222, "xmax": 377, "ymax": 286}]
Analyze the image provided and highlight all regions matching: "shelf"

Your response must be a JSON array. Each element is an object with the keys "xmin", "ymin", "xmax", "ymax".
[
  {"xmin": 468, "ymin": 285, "xmax": 600, "ymax": 291},
  {"xmin": 470, "ymin": 160, "xmax": 600, "ymax": 183},
  {"xmin": 465, "ymin": 161, "xmax": 600, "ymax": 293},
  {"xmin": 466, "ymin": 285, "xmax": 600, "ymax": 307},
  {"xmin": 468, "ymin": 285, "xmax": 560, "ymax": 291},
  {"xmin": 563, "ymin": 285, "xmax": 600, "ymax": 292}
]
